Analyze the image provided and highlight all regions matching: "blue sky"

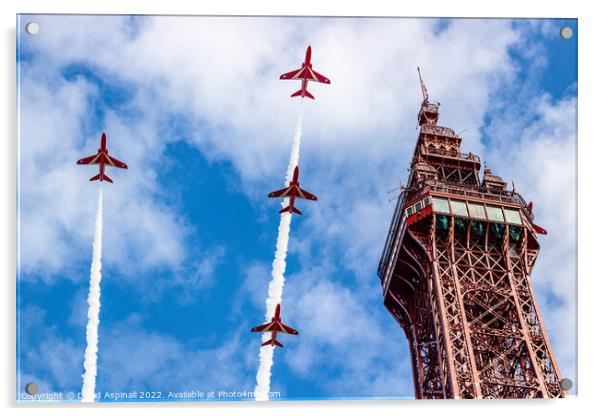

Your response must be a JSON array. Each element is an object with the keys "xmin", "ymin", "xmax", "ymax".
[{"xmin": 16, "ymin": 15, "xmax": 577, "ymax": 401}]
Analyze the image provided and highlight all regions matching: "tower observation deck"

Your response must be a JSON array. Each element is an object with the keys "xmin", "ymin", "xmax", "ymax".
[{"xmin": 377, "ymin": 70, "xmax": 565, "ymax": 399}]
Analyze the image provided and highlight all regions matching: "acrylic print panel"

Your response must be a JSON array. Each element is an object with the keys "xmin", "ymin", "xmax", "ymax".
[{"xmin": 16, "ymin": 14, "xmax": 577, "ymax": 402}]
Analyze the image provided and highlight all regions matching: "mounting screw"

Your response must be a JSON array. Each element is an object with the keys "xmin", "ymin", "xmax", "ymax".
[
  {"xmin": 25, "ymin": 383, "xmax": 38, "ymax": 395},
  {"xmin": 560, "ymin": 27, "xmax": 573, "ymax": 40},
  {"xmin": 560, "ymin": 378, "xmax": 573, "ymax": 391},
  {"xmin": 25, "ymin": 22, "xmax": 39, "ymax": 35}
]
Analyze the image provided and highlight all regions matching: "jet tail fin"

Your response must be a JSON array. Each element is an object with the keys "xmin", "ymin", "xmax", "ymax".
[
  {"xmin": 279, "ymin": 205, "xmax": 302, "ymax": 215},
  {"xmin": 90, "ymin": 173, "xmax": 113, "ymax": 183},
  {"xmin": 291, "ymin": 89, "xmax": 314, "ymax": 100},
  {"xmin": 262, "ymin": 339, "xmax": 283, "ymax": 348}
]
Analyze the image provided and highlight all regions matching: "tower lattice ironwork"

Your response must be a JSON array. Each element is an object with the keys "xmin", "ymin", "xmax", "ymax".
[{"xmin": 377, "ymin": 71, "xmax": 565, "ymax": 399}]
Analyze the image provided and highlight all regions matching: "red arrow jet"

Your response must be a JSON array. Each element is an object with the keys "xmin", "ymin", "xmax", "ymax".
[
  {"xmin": 77, "ymin": 132, "xmax": 127, "ymax": 183},
  {"xmin": 268, "ymin": 166, "xmax": 317, "ymax": 215},
  {"xmin": 251, "ymin": 304, "xmax": 298, "ymax": 348},
  {"xmin": 526, "ymin": 201, "xmax": 548, "ymax": 235},
  {"xmin": 280, "ymin": 45, "xmax": 330, "ymax": 99}
]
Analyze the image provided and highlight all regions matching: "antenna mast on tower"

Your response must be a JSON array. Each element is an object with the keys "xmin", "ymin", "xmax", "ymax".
[{"xmin": 417, "ymin": 66, "xmax": 429, "ymax": 103}]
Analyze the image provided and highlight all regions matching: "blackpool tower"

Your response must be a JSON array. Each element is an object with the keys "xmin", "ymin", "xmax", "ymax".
[{"xmin": 377, "ymin": 69, "xmax": 565, "ymax": 399}]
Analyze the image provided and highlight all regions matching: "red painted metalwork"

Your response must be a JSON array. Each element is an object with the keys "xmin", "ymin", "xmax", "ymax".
[{"xmin": 377, "ymin": 72, "xmax": 565, "ymax": 399}]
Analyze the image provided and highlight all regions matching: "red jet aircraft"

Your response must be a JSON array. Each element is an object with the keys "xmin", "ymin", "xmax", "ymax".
[
  {"xmin": 77, "ymin": 132, "xmax": 127, "ymax": 183},
  {"xmin": 251, "ymin": 304, "xmax": 298, "ymax": 348},
  {"xmin": 268, "ymin": 166, "xmax": 317, "ymax": 215},
  {"xmin": 526, "ymin": 201, "xmax": 548, "ymax": 235},
  {"xmin": 280, "ymin": 45, "xmax": 330, "ymax": 99}
]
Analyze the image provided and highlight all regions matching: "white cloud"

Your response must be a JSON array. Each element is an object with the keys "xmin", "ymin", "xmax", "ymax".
[
  {"xmin": 169, "ymin": 246, "xmax": 227, "ymax": 304},
  {"xmin": 18, "ymin": 307, "xmax": 257, "ymax": 396},
  {"xmin": 18, "ymin": 59, "xmax": 191, "ymax": 281},
  {"xmin": 98, "ymin": 315, "xmax": 258, "ymax": 394},
  {"xmin": 282, "ymin": 267, "xmax": 413, "ymax": 397},
  {"xmin": 18, "ymin": 305, "xmax": 85, "ymax": 394},
  {"xmin": 238, "ymin": 261, "xmax": 272, "ymax": 311},
  {"xmin": 20, "ymin": 16, "xmax": 524, "ymax": 279},
  {"xmin": 23, "ymin": 17, "xmax": 521, "ymax": 182},
  {"xmin": 188, "ymin": 246, "xmax": 227, "ymax": 289}
]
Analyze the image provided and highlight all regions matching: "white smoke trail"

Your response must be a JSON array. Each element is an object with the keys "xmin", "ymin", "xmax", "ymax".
[
  {"xmin": 254, "ymin": 103, "xmax": 304, "ymax": 401},
  {"xmin": 81, "ymin": 187, "xmax": 104, "ymax": 402}
]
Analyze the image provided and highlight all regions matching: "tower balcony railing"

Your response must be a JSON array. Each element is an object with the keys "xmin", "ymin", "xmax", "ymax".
[
  {"xmin": 420, "ymin": 124, "xmax": 459, "ymax": 139},
  {"xmin": 418, "ymin": 145, "xmax": 481, "ymax": 163},
  {"xmin": 403, "ymin": 179, "xmax": 529, "ymax": 210},
  {"xmin": 420, "ymin": 102, "xmax": 439, "ymax": 113}
]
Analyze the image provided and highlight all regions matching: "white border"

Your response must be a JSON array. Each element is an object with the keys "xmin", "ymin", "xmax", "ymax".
[{"xmin": 2, "ymin": 1, "xmax": 600, "ymax": 415}]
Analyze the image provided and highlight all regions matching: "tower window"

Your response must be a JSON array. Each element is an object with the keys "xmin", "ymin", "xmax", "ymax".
[
  {"xmin": 504, "ymin": 208, "xmax": 522, "ymax": 225},
  {"xmin": 414, "ymin": 201, "xmax": 423, "ymax": 213},
  {"xmin": 450, "ymin": 200, "xmax": 468, "ymax": 217},
  {"xmin": 432, "ymin": 197, "xmax": 450, "ymax": 214},
  {"xmin": 485, "ymin": 205, "xmax": 505, "ymax": 222},
  {"xmin": 467, "ymin": 202, "xmax": 487, "ymax": 219}
]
